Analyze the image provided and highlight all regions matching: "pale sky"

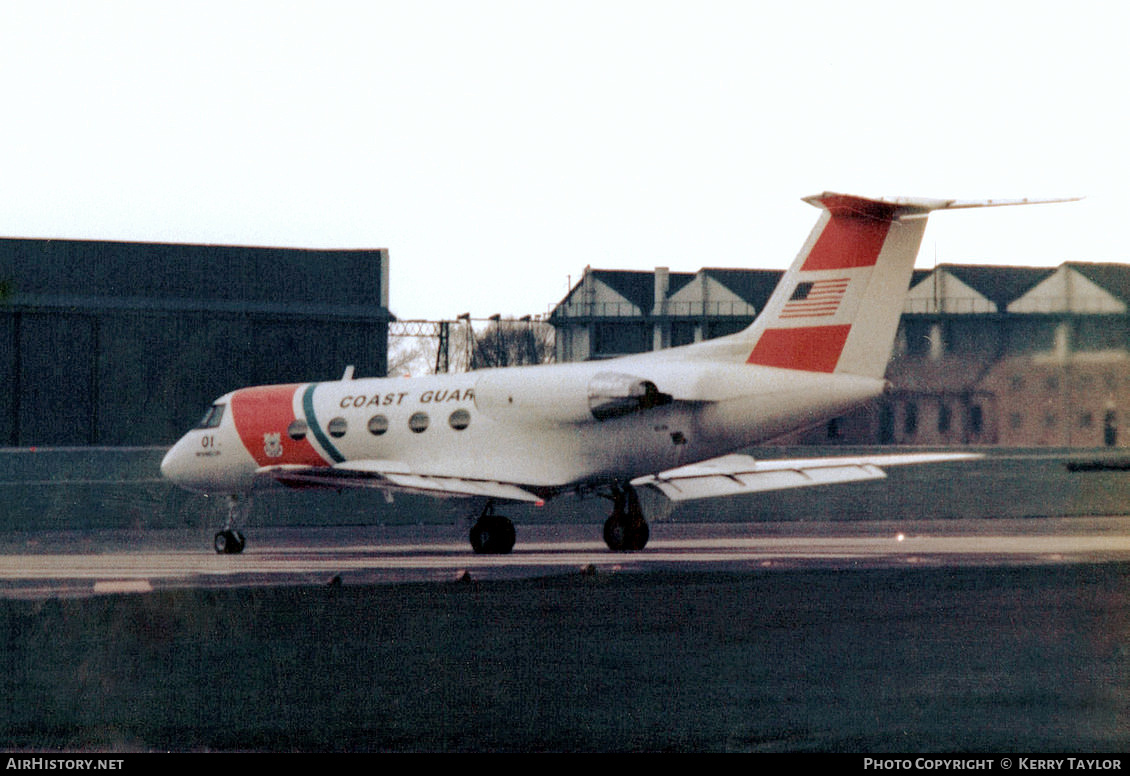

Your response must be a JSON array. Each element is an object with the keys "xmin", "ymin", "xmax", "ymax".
[{"xmin": 0, "ymin": 1, "xmax": 1123, "ymax": 320}]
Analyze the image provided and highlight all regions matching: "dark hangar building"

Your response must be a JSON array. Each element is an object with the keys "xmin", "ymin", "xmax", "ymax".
[{"xmin": 0, "ymin": 239, "xmax": 390, "ymax": 446}]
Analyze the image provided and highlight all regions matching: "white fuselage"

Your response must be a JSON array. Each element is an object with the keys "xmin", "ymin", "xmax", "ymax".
[{"xmin": 161, "ymin": 347, "xmax": 887, "ymax": 496}]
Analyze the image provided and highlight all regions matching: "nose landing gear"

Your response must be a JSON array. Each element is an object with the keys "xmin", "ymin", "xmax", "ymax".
[{"xmin": 214, "ymin": 494, "xmax": 249, "ymax": 554}]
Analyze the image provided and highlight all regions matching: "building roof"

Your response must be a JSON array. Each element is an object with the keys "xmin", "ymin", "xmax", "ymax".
[
  {"xmin": 698, "ymin": 268, "xmax": 782, "ymax": 308},
  {"xmin": 552, "ymin": 262, "xmax": 1130, "ymax": 323},
  {"xmin": 0, "ymin": 238, "xmax": 389, "ymax": 315},
  {"xmin": 1067, "ymin": 262, "xmax": 1130, "ymax": 303},
  {"xmin": 584, "ymin": 269, "xmax": 663, "ymax": 313},
  {"xmin": 555, "ymin": 266, "xmax": 781, "ymax": 318},
  {"xmin": 935, "ymin": 264, "xmax": 1055, "ymax": 310}
]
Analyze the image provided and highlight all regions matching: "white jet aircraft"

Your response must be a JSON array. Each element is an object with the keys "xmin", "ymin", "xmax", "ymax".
[{"xmin": 161, "ymin": 192, "xmax": 1072, "ymax": 554}]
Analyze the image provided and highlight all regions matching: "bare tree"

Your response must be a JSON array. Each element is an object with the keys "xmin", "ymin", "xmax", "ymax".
[
  {"xmin": 386, "ymin": 335, "xmax": 439, "ymax": 377},
  {"xmin": 471, "ymin": 318, "xmax": 555, "ymax": 369},
  {"xmin": 387, "ymin": 316, "xmax": 555, "ymax": 376}
]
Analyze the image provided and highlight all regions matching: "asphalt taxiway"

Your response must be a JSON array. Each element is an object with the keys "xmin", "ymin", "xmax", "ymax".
[
  {"xmin": 3, "ymin": 516, "xmax": 1130, "ymax": 598},
  {"xmin": 4, "ymin": 517, "xmax": 1129, "ymax": 752}
]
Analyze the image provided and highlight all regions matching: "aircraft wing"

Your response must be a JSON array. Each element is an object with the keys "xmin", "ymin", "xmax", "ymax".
[
  {"xmin": 255, "ymin": 461, "xmax": 544, "ymax": 503},
  {"xmin": 256, "ymin": 451, "xmax": 980, "ymax": 506},
  {"xmin": 631, "ymin": 452, "xmax": 982, "ymax": 502}
]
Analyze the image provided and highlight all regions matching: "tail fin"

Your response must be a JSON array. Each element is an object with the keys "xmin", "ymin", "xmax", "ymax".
[{"xmin": 740, "ymin": 193, "xmax": 1077, "ymax": 378}]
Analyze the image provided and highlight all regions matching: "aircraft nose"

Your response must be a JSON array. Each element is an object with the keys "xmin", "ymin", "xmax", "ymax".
[{"xmin": 160, "ymin": 440, "xmax": 188, "ymax": 484}]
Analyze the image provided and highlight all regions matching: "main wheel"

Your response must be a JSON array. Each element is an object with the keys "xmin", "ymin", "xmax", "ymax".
[
  {"xmin": 603, "ymin": 512, "xmax": 649, "ymax": 552},
  {"xmin": 470, "ymin": 514, "xmax": 516, "ymax": 554}
]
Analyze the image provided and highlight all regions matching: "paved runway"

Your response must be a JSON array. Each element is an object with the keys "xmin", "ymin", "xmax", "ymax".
[
  {"xmin": 4, "ymin": 516, "xmax": 1129, "ymax": 752},
  {"xmin": 3, "ymin": 516, "xmax": 1130, "ymax": 598}
]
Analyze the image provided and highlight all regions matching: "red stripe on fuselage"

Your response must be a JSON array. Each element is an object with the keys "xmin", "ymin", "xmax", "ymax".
[
  {"xmin": 231, "ymin": 384, "xmax": 327, "ymax": 467},
  {"xmin": 801, "ymin": 199, "xmax": 896, "ymax": 272},
  {"xmin": 746, "ymin": 325, "xmax": 851, "ymax": 373}
]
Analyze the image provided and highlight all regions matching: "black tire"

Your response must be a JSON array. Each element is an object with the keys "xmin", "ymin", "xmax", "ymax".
[
  {"xmin": 470, "ymin": 514, "xmax": 516, "ymax": 554},
  {"xmin": 214, "ymin": 529, "xmax": 246, "ymax": 555},
  {"xmin": 603, "ymin": 513, "xmax": 649, "ymax": 552}
]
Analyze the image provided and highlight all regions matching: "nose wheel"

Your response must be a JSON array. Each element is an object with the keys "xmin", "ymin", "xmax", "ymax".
[
  {"xmin": 213, "ymin": 494, "xmax": 249, "ymax": 554},
  {"xmin": 214, "ymin": 529, "xmax": 246, "ymax": 554}
]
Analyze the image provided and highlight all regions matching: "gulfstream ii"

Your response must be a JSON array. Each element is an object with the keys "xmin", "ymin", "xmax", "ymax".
[{"xmin": 161, "ymin": 192, "xmax": 1073, "ymax": 554}]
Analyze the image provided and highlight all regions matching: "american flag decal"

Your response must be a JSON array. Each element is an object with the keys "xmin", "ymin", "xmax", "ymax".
[{"xmin": 780, "ymin": 278, "xmax": 850, "ymax": 319}]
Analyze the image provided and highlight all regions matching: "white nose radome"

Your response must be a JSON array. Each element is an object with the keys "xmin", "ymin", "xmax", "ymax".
[
  {"xmin": 160, "ymin": 435, "xmax": 218, "ymax": 492},
  {"xmin": 160, "ymin": 440, "xmax": 188, "ymax": 486}
]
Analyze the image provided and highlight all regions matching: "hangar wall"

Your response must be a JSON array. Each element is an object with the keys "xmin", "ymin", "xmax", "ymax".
[{"xmin": 0, "ymin": 239, "xmax": 390, "ymax": 446}]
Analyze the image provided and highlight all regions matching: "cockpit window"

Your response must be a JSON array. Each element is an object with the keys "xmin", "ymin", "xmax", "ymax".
[{"xmin": 197, "ymin": 403, "xmax": 225, "ymax": 429}]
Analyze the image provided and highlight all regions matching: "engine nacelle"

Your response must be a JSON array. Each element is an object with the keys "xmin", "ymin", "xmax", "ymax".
[
  {"xmin": 587, "ymin": 372, "xmax": 673, "ymax": 421},
  {"xmin": 474, "ymin": 367, "xmax": 672, "ymax": 424}
]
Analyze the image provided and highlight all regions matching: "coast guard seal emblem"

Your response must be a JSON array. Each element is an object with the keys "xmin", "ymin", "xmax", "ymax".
[{"xmin": 264, "ymin": 432, "xmax": 283, "ymax": 458}]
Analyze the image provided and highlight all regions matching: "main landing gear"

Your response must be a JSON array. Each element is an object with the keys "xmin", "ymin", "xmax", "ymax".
[
  {"xmin": 470, "ymin": 501, "xmax": 516, "ymax": 554},
  {"xmin": 468, "ymin": 484, "xmax": 651, "ymax": 554},
  {"xmin": 214, "ymin": 494, "xmax": 248, "ymax": 555},
  {"xmin": 603, "ymin": 483, "xmax": 650, "ymax": 552}
]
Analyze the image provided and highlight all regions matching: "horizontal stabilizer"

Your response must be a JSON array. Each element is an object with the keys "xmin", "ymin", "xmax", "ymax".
[
  {"xmin": 802, "ymin": 193, "xmax": 1081, "ymax": 215},
  {"xmin": 632, "ymin": 452, "xmax": 981, "ymax": 502}
]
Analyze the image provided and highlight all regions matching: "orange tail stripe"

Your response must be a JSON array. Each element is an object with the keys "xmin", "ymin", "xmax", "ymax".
[
  {"xmin": 746, "ymin": 325, "xmax": 852, "ymax": 373},
  {"xmin": 801, "ymin": 211, "xmax": 894, "ymax": 272}
]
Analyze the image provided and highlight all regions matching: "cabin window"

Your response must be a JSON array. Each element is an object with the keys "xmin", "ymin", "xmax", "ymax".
[
  {"xmin": 368, "ymin": 414, "xmax": 389, "ymax": 436},
  {"xmin": 197, "ymin": 404, "xmax": 225, "ymax": 429},
  {"xmin": 409, "ymin": 412, "xmax": 430, "ymax": 433},
  {"xmin": 287, "ymin": 419, "xmax": 308, "ymax": 440},
  {"xmin": 449, "ymin": 408, "xmax": 471, "ymax": 430},
  {"xmin": 327, "ymin": 417, "xmax": 347, "ymax": 438}
]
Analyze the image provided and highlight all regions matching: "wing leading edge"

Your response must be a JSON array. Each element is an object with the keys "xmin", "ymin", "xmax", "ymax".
[
  {"xmin": 256, "ymin": 461, "xmax": 544, "ymax": 503},
  {"xmin": 631, "ymin": 452, "xmax": 983, "ymax": 502}
]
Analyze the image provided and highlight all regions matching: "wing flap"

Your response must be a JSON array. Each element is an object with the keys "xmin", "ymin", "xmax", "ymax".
[
  {"xmin": 256, "ymin": 461, "xmax": 543, "ymax": 503},
  {"xmin": 633, "ymin": 452, "xmax": 980, "ymax": 502},
  {"xmin": 379, "ymin": 473, "xmax": 543, "ymax": 502}
]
